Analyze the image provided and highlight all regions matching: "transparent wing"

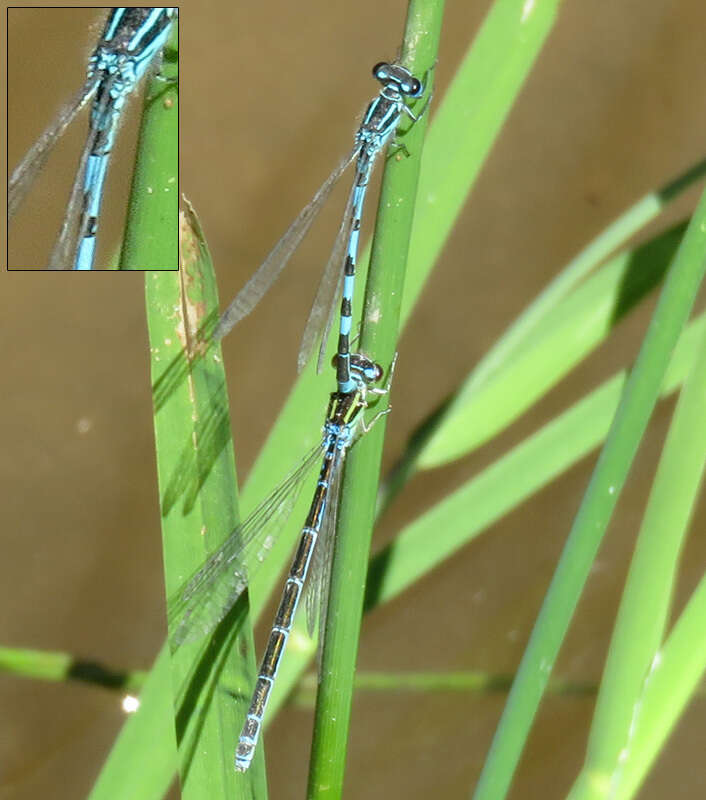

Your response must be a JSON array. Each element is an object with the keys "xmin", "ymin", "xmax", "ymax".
[
  {"xmin": 297, "ymin": 174, "xmax": 358, "ymax": 374},
  {"xmin": 313, "ymin": 450, "xmax": 346, "ymax": 679},
  {"xmin": 48, "ymin": 80, "xmax": 118, "ymax": 270},
  {"xmin": 168, "ymin": 442, "xmax": 325, "ymax": 649},
  {"xmin": 47, "ymin": 117, "xmax": 98, "ymax": 269},
  {"xmin": 213, "ymin": 147, "xmax": 359, "ymax": 342},
  {"xmin": 304, "ymin": 447, "xmax": 344, "ymax": 637},
  {"xmin": 315, "ymin": 266, "xmax": 346, "ymax": 376},
  {"xmin": 8, "ymin": 79, "xmax": 97, "ymax": 221}
]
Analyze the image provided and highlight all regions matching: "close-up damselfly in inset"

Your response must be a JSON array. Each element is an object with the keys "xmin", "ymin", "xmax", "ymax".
[{"xmin": 8, "ymin": 7, "xmax": 178, "ymax": 270}]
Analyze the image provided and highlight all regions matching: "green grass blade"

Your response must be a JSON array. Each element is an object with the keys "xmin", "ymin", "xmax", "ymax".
[
  {"xmin": 0, "ymin": 645, "xmax": 146, "ymax": 692},
  {"xmin": 293, "ymin": 670, "xmax": 597, "ymax": 701},
  {"xmin": 306, "ymin": 3, "xmax": 444, "ymax": 796},
  {"xmin": 149, "ymin": 204, "xmax": 264, "ymax": 798},
  {"xmin": 366, "ymin": 312, "xmax": 705, "ymax": 606},
  {"xmin": 567, "ymin": 321, "xmax": 706, "ymax": 800},
  {"xmin": 89, "ymin": 647, "xmax": 177, "ymax": 800},
  {"xmin": 119, "ymin": 22, "xmax": 178, "ymax": 270},
  {"xmin": 472, "ymin": 187, "xmax": 706, "ymax": 800},
  {"xmin": 382, "ymin": 163, "xmax": 706, "ymax": 501},
  {"xmin": 608, "ymin": 573, "xmax": 706, "ymax": 800},
  {"xmin": 419, "ymin": 220, "xmax": 687, "ymax": 466},
  {"xmin": 399, "ymin": 0, "xmax": 563, "ymax": 322},
  {"xmin": 452, "ymin": 160, "xmax": 706, "ymax": 398}
]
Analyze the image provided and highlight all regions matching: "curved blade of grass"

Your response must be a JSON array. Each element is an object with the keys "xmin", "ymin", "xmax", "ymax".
[
  {"xmin": 608, "ymin": 572, "xmax": 706, "ymax": 800},
  {"xmin": 366, "ymin": 312, "xmax": 706, "ymax": 607},
  {"xmin": 119, "ymin": 20, "xmax": 178, "ymax": 270},
  {"xmin": 148, "ymin": 205, "xmax": 263, "ymax": 799},
  {"xmin": 419, "ymin": 219, "xmax": 688, "ymax": 466},
  {"xmin": 567, "ymin": 321, "xmax": 706, "ymax": 800},
  {"xmin": 398, "ymin": 0, "xmax": 563, "ymax": 323},
  {"xmin": 382, "ymin": 166, "xmax": 706, "ymax": 503},
  {"xmin": 472, "ymin": 188, "xmax": 706, "ymax": 800},
  {"xmin": 456, "ymin": 159, "xmax": 706, "ymax": 398},
  {"xmin": 306, "ymin": 3, "xmax": 443, "ymax": 796}
]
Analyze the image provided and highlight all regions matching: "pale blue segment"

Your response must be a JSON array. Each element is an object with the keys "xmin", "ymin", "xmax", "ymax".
[
  {"xmin": 74, "ymin": 241, "xmax": 94, "ymax": 270},
  {"xmin": 342, "ymin": 274, "xmax": 355, "ymax": 297},
  {"xmin": 102, "ymin": 7, "xmax": 124, "ymax": 40}
]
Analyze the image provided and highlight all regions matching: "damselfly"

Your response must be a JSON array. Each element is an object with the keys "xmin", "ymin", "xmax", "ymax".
[
  {"xmin": 8, "ymin": 8, "xmax": 177, "ymax": 270},
  {"xmin": 168, "ymin": 352, "xmax": 393, "ymax": 772},
  {"xmin": 214, "ymin": 62, "xmax": 427, "ymax": 394}
]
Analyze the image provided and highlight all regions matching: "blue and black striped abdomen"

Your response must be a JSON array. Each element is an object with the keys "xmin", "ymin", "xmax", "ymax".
[{"xmin": 100, "ymin": 8, "xmax": 175, "ymax": 58}]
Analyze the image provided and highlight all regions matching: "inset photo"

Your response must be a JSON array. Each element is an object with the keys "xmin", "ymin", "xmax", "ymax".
[{"xmin": 7, "ymin": 7, "xmax": 178, "ymax": 270}]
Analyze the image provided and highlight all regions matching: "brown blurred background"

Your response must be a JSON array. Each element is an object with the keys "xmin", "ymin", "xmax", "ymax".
[{"xmin": 2, "ymin": 1, "xmax": 705, "ymax": 798}]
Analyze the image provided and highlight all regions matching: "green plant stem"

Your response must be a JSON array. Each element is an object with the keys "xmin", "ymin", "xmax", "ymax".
[
  {"xmin": 609, "ymin": 572, "xmax": 706, "ymax": 800},
  {"xmin": 306, "ymin": 3, "xmax": 444, "ymax": 797},
  {"xmin": 472, "ymin": 188, "xmax": 706, "ymax": 800},
  {"xmin": 292, "ymin": 670, "xmax": 598, "ymax": 703},
  {"xmin": 0, "ymin": 645, "xmax": 147, "ymax": 692},
  {"xmin": 119, "ymin": 22, "xmax": 178, "ymax": 269}
]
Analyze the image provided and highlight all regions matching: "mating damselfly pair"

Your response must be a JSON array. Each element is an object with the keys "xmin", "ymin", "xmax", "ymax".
[
  {"xmin": 169, "ymin": 61, "xmax": 430, "ymax": 772},
  {"xmin": 8, "ymin": 8, "xmax": 178, "ymax": 270}
]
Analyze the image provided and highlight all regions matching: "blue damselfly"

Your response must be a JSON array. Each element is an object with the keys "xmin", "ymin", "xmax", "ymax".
[
  {"xmin": 214, "ymin": 62, "xmax": 426, "ymax": 393},
  {"xmin": 168, "ymin": 352, "xmax": 393, "ymax": 771},
  {"xmin": 8, "ymin": 8, "xmax": 177, "ymax": 270}
]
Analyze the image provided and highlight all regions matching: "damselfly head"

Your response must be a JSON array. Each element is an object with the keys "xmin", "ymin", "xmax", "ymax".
[
  {"xmin": 372, "ymin": 62, "xmax": 423, "ymax": 98},
  {"xmin": 348, "ymin": 353, "xmax": 384, "ymax": 385}
]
